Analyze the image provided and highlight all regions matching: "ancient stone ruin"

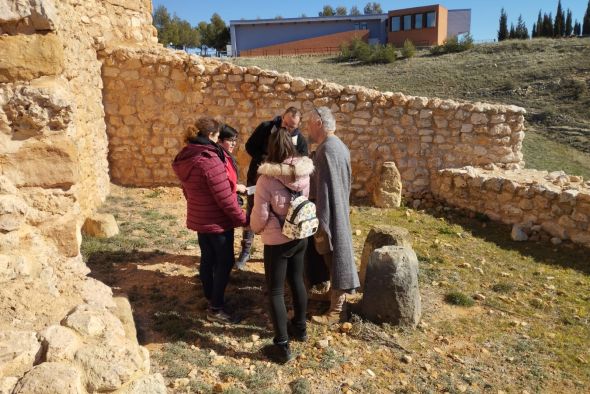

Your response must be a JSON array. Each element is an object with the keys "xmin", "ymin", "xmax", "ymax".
[{"xmin": 1, "ymin": 0, "xmax": 589, "ymax": 392}]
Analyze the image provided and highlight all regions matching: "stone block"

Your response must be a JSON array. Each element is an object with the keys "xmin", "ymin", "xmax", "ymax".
[
  {"xmin": 82, "ymin": 213, "xmax": 119, "ymax": 238},
  {"xmin": 13, "ymin": 362, "xmax": 83, "ymax": 394},
  {"xmin": 0, "ymin": 330, "xmax": 42, "ymax": 377},
  {"xmin": 372, "ymin": 162, "xmax": 402, "ymax": 209},
  {"xmin": 361, "ymin": 246, "xmax": 421, "ymax": 327},
  {"xmin": 0, "ymin": 33, "xmax": 64, "ymax": 83},
  {"xmin": 117, "ymin": 374, "xmax": 167, "ymax": 394},
  {"xmin": 360, "ymin": 225, "xmax": 412, "ymax": 287}
]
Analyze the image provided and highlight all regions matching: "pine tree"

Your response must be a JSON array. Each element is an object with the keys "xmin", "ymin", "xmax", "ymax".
[
  {"xmin": 565, "ymin": 9, "xmax": 573, "ymax": 36},
  {"xmin": 509, "ymin": 23, "xmax": 516, "ymax": 39},
  {"xmin": 498, "ymin": 8, "xmax": 509, "ymax": 41},
  {"xmin": 535, "ymin": 11, "xmax": 543, "ymax": 38},
  {"xmin": 532, "ymin": 23, "xmax": 537, "ymax": 38},
  {"xmin": 584, "ymin": 0, "xmax": 590, "ymax": 35},
  {"xmin": 554, "ymin": 0, "xmax": 565, "ymax": 36},
  {"xmin": 515, "ymin": 15, "xmax": 529, "ymax": 39},
  {"xmin": 574, "ymin": 21, "xmax": 581, "ymax": 36}
]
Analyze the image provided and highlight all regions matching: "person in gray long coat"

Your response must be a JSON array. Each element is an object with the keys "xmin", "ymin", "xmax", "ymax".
[{"xmin": 306, "ymin": 106, "xmax": 360, "ymax": 325}]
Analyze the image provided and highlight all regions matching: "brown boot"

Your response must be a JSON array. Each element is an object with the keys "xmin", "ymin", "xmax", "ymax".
[{"xmin": 311, "ymin": 290, "xmax": 347, "ymax": 325}]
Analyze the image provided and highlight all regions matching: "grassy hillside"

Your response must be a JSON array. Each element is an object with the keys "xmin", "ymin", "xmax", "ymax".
[{"xmin": 231, "ymin": 38, "xmax": 590, "ymax": 177}]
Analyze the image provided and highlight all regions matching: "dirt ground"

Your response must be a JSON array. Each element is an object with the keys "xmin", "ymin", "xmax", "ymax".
[{"xmin": 82, "ymin": 184, "xmax": 590, "ymax": 393}]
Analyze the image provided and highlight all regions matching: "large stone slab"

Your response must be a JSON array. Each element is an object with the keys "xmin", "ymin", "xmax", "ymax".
[
  {"xmin": 361, "ymin": 246, "xmax": 421, "ymax": 327},
  {"xmin": 359, "ymin": 225, "xmax": 412, "ymax": 288},
  {"xmin": 0, "ymin": 33, "xmax": 63, "ymax": 82},
  {"xmin": 13, "ymin": 362, "xmax": 83, "ymax": 394}
]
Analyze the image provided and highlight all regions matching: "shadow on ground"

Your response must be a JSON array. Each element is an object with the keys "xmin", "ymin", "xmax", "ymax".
[
  {"xmin": 425, "ymin": 207, "xmax": 590, "ymax": 276},
  {"xmin": 85, "ymin": 250, "xmax": 327, "ymax": 362}
]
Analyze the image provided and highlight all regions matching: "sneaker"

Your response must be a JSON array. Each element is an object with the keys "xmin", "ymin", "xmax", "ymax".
[
  {"xmin": 287, "ymin": 320, "xmax": 307, "ymax": 342},
  {"xmin": 263, "ymin": 342, "xmax": 293, "ymax": 364},
  {"xmin": 235, "ymin": 251, "xmax": 249, "ymax": 270},
  {"xmin": 206, "ymin": 308, "xmax": 240, "ymax": 324}
]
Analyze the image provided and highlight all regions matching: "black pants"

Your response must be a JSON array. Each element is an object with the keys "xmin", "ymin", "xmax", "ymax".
[
  {"xmin": 263, "ymin": 238, "xmax": 308, "ymax": 343},
  {"xmin": 198, "ymin": 230, "xmax": 235, "ymax": 309}
]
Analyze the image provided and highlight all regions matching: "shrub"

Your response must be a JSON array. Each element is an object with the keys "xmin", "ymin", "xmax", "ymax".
[
  {"xmin": 444, "ymin": 291, "xmax": 475, "ymax": 307},
  {"xmin": 371, "ymin": 44, "xmax": 396, "ymax": 63},
  {"xmin": 402, "ymin": 39, "xmax": 416, "ymax": 58},
  {"xmin": 430, "ymin": 33, "xmax": 474, "ymax": 56},
  {"xmin": 339, "ymin": 38, "xmax": 396, "ymax": 64}
]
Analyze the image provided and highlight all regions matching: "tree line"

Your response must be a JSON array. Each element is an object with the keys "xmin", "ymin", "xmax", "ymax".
[
  {"xmin": 498, "ymin": 0, "xmax": 590, "ymax": 41},
  {"xmin": 318, "ymin": 3, "xmax": 383, "ymax": 17},
  {"xmin": 153, "ymin": 5, "xmax": 230, "ymax": 52}
]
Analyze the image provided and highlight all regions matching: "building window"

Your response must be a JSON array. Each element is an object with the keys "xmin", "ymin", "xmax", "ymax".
[
  {"xmin": 391, "ymin": 16, "xmax": 400, "ymax": 32},
  {"xmin": 426, "ymin": 11, "xmax": 436, "ymax": 28},
  {"xmin": 354, "ymin": 22, "xmax": 368, "ymax": 30},
  {"xmin": 414, "ymin": 14, "xmax": 423, "ymax": 29},
  {"xmin": 403, "ymin": 15, "xmax": 412, "ymax": 31}
]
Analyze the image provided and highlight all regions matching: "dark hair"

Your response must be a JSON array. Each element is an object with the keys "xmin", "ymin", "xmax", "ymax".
[
  {"xmin": 186, "ymin": 117, "xmax": 220, "ymax": 143},
  {"xmin": 267, "ymin": 128, "xmax": 297, "ymax": 164},
  {"xmin": 219, "ymin": 124, "xmax": 238, "ymax": 141},
  {"xmin": 283, "ymin": 107, "xmax": 301, "ymax": 118}
]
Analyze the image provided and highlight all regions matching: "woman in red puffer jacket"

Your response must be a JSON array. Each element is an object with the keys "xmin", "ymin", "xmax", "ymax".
[{"xmin": 172, "ymin": 117, "xmax": 247, "ymax": 324}]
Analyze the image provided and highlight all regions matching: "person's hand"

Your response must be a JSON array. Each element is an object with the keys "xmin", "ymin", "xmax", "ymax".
[{"xmin": 236, "ymin": 184, "xmax": 247, "ymax": 194}]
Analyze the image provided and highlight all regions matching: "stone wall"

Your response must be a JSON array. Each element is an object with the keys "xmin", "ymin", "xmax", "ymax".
[
  {"xmin": 101, "ymin": 46, "xmax": 526, "ymax": 199},
  {"xmin": 431, "ymin": 167, "xmax": 590, "ymax": 247},
  {"xmin": 0, "ymin": 0, "xmax": 165, "ymax": 392}
]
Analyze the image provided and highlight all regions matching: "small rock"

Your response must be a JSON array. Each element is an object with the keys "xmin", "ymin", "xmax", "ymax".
[
  {"xmin": 473, "ymin": 293, "xmax": 486, "ymax": 301},
  {"xmin": 340, "ymin": 322, "xmax": 353, "ymax": 333},
  {"xmin": 401, "ymin": 355, "xmax": 412, "ymax": 364},
  {"xmin": 550, "ymin": 237, "xmax": 562, "ymax": 245},
  {"xmin": 511, "ymin": 224, "xmax": 528, "ymax": 241},
  {"xmin": 173, "ymin": 378, "xmax": 189, "ymax": 388},
  {"xmin": 213, "ymin": 383, "xmax": 229, "ymax": 393},
  {"xmin": 185, "ymin": 245, "xmax": 196, "ymax": 250},
  {"xmin": 458, "ymin": 262, "xmax": 471, "ymax": 269},
  {"xmin": 355, "ymin": 229, "xmax": 362, "ymax": 236},
  {"xmin": 422, "ymin": 363, "xmax": 432, "ymax": 372},
  {"xmin": 251, "ymin": 334, "xmax": 260, "ymax": 342},
  {"xmin": 316, "ymin": 339, "xmax": 329, "ymax": 349},
  {"xmin": 474, "ymin": 267, "xmax": 484, "ymax": 275},
  {"xmin": 366, "ymin": 369, "xmax": 376, "ymax": 378}
]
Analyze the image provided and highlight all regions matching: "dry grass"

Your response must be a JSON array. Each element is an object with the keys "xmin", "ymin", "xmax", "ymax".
[{"xmin": 82, "ymin": 185, "xmax": 590, "ymax": 393}]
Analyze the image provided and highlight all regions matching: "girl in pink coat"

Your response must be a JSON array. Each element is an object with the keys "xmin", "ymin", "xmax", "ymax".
[{"xmin": 250, "ymin": 128, "xmax": 314, "ymax": 364}]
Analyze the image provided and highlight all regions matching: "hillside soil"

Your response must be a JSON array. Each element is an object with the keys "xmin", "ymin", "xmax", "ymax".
[{"xmin": 82, "ymin": 185, "xmax": 590, "ymax": 393}]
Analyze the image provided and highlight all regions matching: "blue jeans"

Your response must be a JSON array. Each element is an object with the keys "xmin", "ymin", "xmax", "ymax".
[{"xmin": 197, "ymin": 230, "xmax": 235, "ymax": 309}]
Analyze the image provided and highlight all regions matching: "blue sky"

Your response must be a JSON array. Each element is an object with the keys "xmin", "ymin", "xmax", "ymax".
[{"xmin": 153, "ymin": 0, "xmax": 588, "ymax": 41}]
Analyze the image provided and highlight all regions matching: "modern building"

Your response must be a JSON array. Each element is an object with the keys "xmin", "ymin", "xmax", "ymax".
[{"xmin": 230, "ymin": 4, "xmax": 471, "ymax": 57}]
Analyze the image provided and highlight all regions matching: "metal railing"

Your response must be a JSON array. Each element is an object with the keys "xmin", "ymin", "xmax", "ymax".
[{"xmin": 240, "ymin": 46, "xmax": 342, "ymax": 57}]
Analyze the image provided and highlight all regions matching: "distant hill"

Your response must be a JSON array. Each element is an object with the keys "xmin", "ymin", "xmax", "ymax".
[{"xmin": 232, "ymin": 38, "xmax": 590, "ymax": 177}]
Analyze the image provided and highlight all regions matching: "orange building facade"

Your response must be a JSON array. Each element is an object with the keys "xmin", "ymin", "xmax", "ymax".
[{"xmin": 387, "ymin": 5, "xmax": 449, "ymax": 47}]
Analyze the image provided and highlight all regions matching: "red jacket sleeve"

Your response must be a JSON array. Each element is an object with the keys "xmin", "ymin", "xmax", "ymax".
[{"xmin": 203, "ymin": 155, "xmax": 247, "ymax": 227}]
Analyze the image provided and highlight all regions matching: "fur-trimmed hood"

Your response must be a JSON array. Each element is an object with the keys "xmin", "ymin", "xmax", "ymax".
[{"xmin": 257, "ymin": 156, "xmax": 314, "ymax": 192}]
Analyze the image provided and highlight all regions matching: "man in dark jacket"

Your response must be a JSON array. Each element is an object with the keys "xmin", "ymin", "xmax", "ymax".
[{"xmin": 236, "ymin": 107, "xmax": 308, "ymax": 268}]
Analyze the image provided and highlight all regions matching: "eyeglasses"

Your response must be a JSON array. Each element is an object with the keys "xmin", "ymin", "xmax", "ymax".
[{"xmin": 222, "ymin": 138, "xmax": 238, "ymax": 143}]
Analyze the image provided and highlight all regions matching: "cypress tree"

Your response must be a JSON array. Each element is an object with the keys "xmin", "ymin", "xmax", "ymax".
[
  {"xmin": 574, "ymin": 21, "xmax": 581, "ymax": 36},
  {"xmin": 554, "ymin": 0, "xmax": 564, "ymax": 37},
  {"xmin": 509, "ymin": 23, "xmax": 516, "ymax": 39},
  {"xmin": 565, "ymin": 9, "xmax": 573, "ymax": 36},
  {"xmin": 498, "ymin": 8, "xmax": 509, "ymax": 41},
  {"xmin": 536, "ymin": 11, "xmax": 543, "ymax": 38},
  {"xmin": 584, "ymin": 0, "xmax": 590, "ymax": 35},
  {"xmin": 515, "ymin": 15, "xmax": 529, "ymax": 39},
  {"xmin": 532, "ymin": 23, "xmax": 537, "ymax": 38},
  {"xmin": 542, "ymin": 13, "xmax": 553, "ymax": 37}
]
